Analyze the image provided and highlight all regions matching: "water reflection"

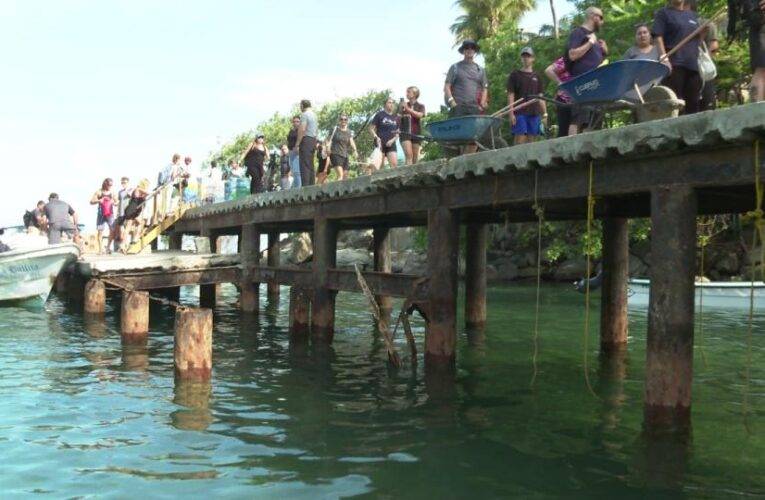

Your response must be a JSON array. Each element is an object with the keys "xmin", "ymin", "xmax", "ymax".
[
  {"xmin": 121, "ymin": 341, "xmax": 149, "ymax": 372},
  {"xmin": 172, "ymin": 379, "xmax": 213, "ymax": 431},
  {"xmin": 83, "ymin": 314, "xmax": 107, "ymax": 339},
  {"xmin": 596, "ymin": 346, "xmax": 628, "ymax": 433}
]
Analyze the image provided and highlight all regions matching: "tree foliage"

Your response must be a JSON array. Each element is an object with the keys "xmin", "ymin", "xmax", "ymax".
[
  {"xmin": 450, "ymin": 0, "xmax": 537, "ymax": 43},
  {"xmin": 205, "ymin": 90, "xmax": 392, "ymax": 171}
]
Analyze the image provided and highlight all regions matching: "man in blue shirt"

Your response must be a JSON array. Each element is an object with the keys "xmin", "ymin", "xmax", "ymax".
[{"xmin": 566, "ymin": 6, "xmax": 608, "ymax": 135}]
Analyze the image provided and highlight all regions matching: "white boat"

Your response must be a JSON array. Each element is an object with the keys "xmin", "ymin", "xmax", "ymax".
[
  {"xmin": 0, "ymin": 243, "xmax": 80, "ymax": 306},
  {"xmin": 628, "ymin": 278, "xmax": 765, "ymax": 310}
]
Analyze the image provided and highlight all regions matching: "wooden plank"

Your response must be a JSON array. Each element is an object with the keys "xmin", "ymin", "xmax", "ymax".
[
  {"xmin": 101, "ymin": 266, "xmax": 241, "ymax": 290},
  {"xmin": 326, "ymin": 269, "xmax": 426, "ymax": 300}
]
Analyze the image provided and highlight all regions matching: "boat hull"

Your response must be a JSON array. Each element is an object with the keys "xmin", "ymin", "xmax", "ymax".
[
  {"xmin": 628, "ymin": 279, "xmax": 765, "ymax": 310},
  {"xmin": 0, "ymin": 244, "xmax": 80, "ymax": 306}
]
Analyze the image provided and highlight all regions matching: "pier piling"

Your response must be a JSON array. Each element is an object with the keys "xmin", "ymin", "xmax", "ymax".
[
  {"xmin": 465, "ymin": 223, "xmax": 488, "ymax": 330},
  {"xmin": 121, "ymin": 290, "xmax": 150, "ymax": 344},
  {"xmin": 600, "ymin": 217, "xmax": 629, "ymax": 350},
  {"xmin": 174, "ymin": 307, "xmax": 213, "ymax": 381},
  {"xmin": 644, "ymin": 186, "xmax": 697, "ymax": 430},
  {"xmin": 289, "ymin": 286, "xmax": 311, "ymax": 338},
  {"xmin": 425, "ymin": 208, "xmax": 459, "ymax": 372},
  {"xmin": 373, "ymin": 228, "xmax": 393, "ymax": 321},
  {"xmin": 84, "ymin": 279, "xmax": 106, "ymax": 315},
  {"xmin": 240, "ymin": 224, "xmax": 260, "ymax": 314},
  {"xmin": 311, "ymin": 218, "xmax": 337, "ymax": 342},
  {"xmin": 199, "ymin": 230, "xmax": 221, "ymax": 308},
  {"xmin": 267, "ymin": 232, "xmax": 281, "ymax": 299}
]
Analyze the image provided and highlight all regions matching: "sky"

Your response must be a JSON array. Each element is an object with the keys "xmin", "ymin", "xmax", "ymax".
[{"xmin": 0, "ymin": 0, "xmax": 573, "ymax": 229}]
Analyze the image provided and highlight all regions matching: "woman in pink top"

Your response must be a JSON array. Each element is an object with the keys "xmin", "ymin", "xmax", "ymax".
[{"xmin": 544, "ymin": 56, "xmax": 574, "ymax": 137}]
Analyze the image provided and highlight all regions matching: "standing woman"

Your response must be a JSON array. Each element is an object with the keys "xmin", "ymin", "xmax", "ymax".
[
  {"xmin": 653, "ymin": 0, "xmax": 705, "ymax": 114},
  {"xmin": 399, "ymin": 86, "xmax": 426, "ymax": 165},
  {"xmin": 369, "ymin": 97, "xmax": 401, "ymax": 170},
  {"xmin": 328, "ymin": 114, "xmax": 358, "ymax": 182},
  {"xmin": 623, "ymin": 24, "xmax": 661, "ymax": 60},
  {"xmin": 544, "ymin": 56, "xmax": 574, "ymax": 138},
  {"xmin": 242, "ymin": 135, "xmax": 270, "ymax": 194},
  {"xmin": 90, "ymin": 178, "xmax": 117, "ymax": 253}
]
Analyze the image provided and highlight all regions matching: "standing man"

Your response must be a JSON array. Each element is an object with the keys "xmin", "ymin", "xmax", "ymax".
[
  {"xmin": 507, "ymin": 46, "xmax": 547, "ymax": 145},
  {"xmin": 286, "ymin": 115, "xmax": 302, "ymax": 188},
  {"xmin": 444, "ymin": 39, "xmax": 489, "ymax": 154},
  {"xmin": 44, "ymin": 193, "xmax": 79, "ymax": 245},
  {"xmin": 566, "ymin": 6, "xmax": 608, "ymax": 134},
  {"xmin": 293, "ymin": 100, "xmax": 318, "ymax": 186}
]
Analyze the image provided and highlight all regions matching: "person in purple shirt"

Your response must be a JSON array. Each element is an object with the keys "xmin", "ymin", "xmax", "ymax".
[
  {"xmin": 654, "ymin": 0, "xmax": 706, "ymax": 114},
  {"xmin": 566, "ymin": 6, "xmax": 608, "ymax": 135}
]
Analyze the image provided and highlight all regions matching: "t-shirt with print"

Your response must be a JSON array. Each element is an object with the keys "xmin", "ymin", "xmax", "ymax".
[
  {"xmin": 551, "ymin": 57, "xmax": 573, "ymax": 103},
  {"xmin": 622, "ymin": 45, "xmax": 661, "ymax": 61},
  {"xmin": 372, "ymin": 111, "xmax": 400, "ymax": 144},
  {"xmin": 653, "ymin": 7, "xmax": 701, "ymax": 71},
  {"xmin": 445, "ymin": 60, "xmax": 488, "ymax": 106},
  {"xmin": 300, "ymin": 110, "xmax": 318, "ymax": 138},
  {"xmin": 566, "ymin": 26, "xmax": 605, "ymax": 76},
  {"xmin": 506, "ymin": 70, "xmax": 544, "ymax": 115}
]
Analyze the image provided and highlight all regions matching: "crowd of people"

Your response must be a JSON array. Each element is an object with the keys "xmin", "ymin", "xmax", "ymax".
[
  {"xmin": 22, "ymin": 0, "xmax": 764, "ymax": 253},
  {"xmin": 232, "ymin": 0, "xmax": 764, "ymax": 190}
]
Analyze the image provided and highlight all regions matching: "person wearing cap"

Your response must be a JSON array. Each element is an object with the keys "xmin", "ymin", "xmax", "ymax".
[
  {"xmin": 444, "ymin": 39, "xmax": 489, "ymax": 154},
  {"xmin": 507, "ymin": 46, "xmax": 547, "ymax": 145}
]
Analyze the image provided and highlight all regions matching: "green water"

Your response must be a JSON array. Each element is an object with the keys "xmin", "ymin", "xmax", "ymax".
[{"xmin": 0, "ymin": 284, "xmax": 762, "ymax": 498}]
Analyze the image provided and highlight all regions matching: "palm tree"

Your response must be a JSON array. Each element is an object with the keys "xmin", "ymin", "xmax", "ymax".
[
  {"xmin": 450, "ymin": 0, "xmax": 537, "ymax": 43},
  {"xmin": 549, "ymin": 0, "xmax": 559, "ymax": 39}
]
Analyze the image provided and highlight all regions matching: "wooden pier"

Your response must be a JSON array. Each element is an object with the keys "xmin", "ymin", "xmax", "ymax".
[{"xmin": 66, "ymin": 103, "xmax": 765, "ymax": 431}]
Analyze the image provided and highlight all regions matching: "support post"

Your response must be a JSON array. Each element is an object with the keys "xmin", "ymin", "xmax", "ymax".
[
  {"xmin": 289, "ymin": 286, "xmax": 311, "ymax": 338},
  {"xmin": 644, "ymin": 186, "xmax": 697, "ymax": 431},
  {"xmin": 600, "ymin": 217, "xmax": 630, "ymax": 350},
  {"xmin": 121, "ymin": 290, "xmax": 150, "ymax": 344},
  {"xmin": 174, "ymin": 307, "xmax": 213, "ymax": 381},
  {"xmin": 465, "ymin": 223, "xmax": 488, "ymax": 329},
  {"xmin": 169, "ymin": 232, "xmax": 183, "ymax": 251},
  {"xmin": 240, "ymin": 224, "xmax": 260, "ymax": 314},
  {"xmin": 373, "ymin": 228, "xmax": 393, "ymax": 320},
  {"xmin": 311, "ymin": 217, "xmax": 337, "ymax": 342},
  {"xmin": 425, "ymin": 208, "xmax": 460, "ymax": 371},
  {"xmin": 199, "ymin": 229, "xmax": 219, "ymax": 308},
  {"xmin": 84, "ymin": 279, "xmax": 106, "ymax": 315},
  {"xmin": 267, "ymin": 232, "xmax": 281, "ymax": 299}
]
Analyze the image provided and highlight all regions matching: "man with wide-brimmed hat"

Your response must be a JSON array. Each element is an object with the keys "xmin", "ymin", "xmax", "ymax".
[{"xmin": 444, "ymin": 39, "xmax": 489, "ymax": 154}]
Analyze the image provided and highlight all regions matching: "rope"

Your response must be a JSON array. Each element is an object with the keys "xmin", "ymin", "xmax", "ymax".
[
  {"xmin": 530, "ymin": 168, "xmax": 544, "ymax": 388},
  {"xmin": 744, "ymin": 139, "xmax": 762, "ymax": 433},
  {"xmin": 697, "ymin": 238, "xmax": 709, "ymax": 368},
  {"xmin": 583, "ymin": 161, "xmax": 598, "ymax": 397}
]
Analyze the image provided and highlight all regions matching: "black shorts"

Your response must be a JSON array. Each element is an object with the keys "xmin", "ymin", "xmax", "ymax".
[
  {"xmin": 751, "ymin": 23, "xmax": 765, "ymax": 70},
  {"xmin": 316, "ymin": 155, "xmax": 329, "ymax": 174},
  {"xmin": 381, "ymin": 142, "xmax": 397, "ymax": 155},
  {"xmin": 329, "ymin": 154, "xmax": 349, "ymax": 170},
  {"xmin": 400, "ymin": 132, "xmax": 423, "ymax": 145}
]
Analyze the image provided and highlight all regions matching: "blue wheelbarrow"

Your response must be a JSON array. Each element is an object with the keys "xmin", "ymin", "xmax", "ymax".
[
  {"xmin": 424, "ymin": 115, "xmax": 506, "ymax": 152},
  {"xmin": 540, "ymin": 59, "xmax": 684, "ymax": 127}
]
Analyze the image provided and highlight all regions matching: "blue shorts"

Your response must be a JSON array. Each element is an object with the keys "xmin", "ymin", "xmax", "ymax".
[{"xmin": 512, "ymin": 114, "xmax": 542, "ymax": 136}]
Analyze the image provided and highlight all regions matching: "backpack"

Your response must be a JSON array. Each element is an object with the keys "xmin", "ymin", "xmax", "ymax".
[{"xmin": 99, "ymin": 195, "xmax": 114, "ymax": 218}]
